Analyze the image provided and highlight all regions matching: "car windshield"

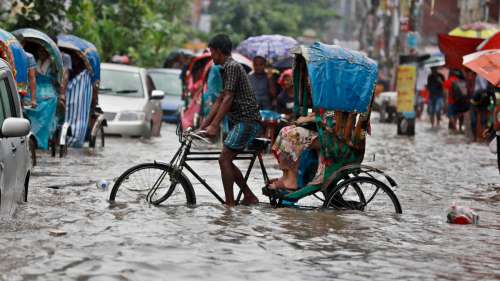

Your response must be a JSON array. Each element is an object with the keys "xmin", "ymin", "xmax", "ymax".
[
  {"xmin": 99, "ymin": 69, "xmax": 144, "ymax": 97},
  {"xmin": 149, "ymin": 71, "xmax": 182, "ymax": 96}
]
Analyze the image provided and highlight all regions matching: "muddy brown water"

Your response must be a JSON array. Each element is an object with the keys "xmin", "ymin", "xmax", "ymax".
[{"xmin": 0, "ymin": 119, "xmax": 499, "ymax": 281}]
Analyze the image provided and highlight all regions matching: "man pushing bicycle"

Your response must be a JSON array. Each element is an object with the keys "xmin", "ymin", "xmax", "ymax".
[{"xmin": 200, "ymin": 34, "xmax": 262, "ymax": 207}]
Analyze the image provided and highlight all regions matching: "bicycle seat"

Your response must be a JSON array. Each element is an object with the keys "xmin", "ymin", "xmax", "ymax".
[{"xmin": 246, "ymin": 138, "xmax": 271, "ymax": 152}]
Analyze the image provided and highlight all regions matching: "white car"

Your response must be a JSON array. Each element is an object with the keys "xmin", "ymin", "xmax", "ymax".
[
  {"xmin": 99, "ymin": 63, "xmax": 164, "ymax": 138},
  {"xmin": 0, "ymin": 59, "xmax": 32, "ymax": 216},
  {"xmin": 374, "ymin": 91, "xmax": 397, "ymax": 123},
  {"xmin": 147, "ymin": 68, "xmax": 183, "ymax": 123}
]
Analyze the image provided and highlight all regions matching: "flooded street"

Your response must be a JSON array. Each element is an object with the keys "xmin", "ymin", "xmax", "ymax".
[{"xmin": 1, "ymin": 118, "xmax": 499, "ymax": 281}]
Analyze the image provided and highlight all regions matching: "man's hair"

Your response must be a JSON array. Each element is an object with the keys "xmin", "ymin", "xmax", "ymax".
[
  {"xmin": 253, "ymin": 56, "xmax": 266, "ymax": 63},
  {"xmin": 208, "ymin": 34, "xmax": 232, "ymax": 56}
]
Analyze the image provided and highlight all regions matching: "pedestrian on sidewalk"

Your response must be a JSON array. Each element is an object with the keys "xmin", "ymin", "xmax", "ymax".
[
  {"xmin": 426, "ymin": 66, "xmax": 445, "ymax": 127},
  {"xmin": 450, "ymin": 70, "xmax": 470, "ymax": 133}
]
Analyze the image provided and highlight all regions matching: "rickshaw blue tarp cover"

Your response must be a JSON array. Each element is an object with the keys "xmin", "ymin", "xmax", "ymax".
[
  {"xmin": 57, "ymin": 34, "xmax": 101, "ymax": 83},
  {"xmin": 12, "ymin": 28, "xmax": 64, "ymax": 83},
  {"xmin": 306, "ymin": 42, "xmax": 378, "ymax": 112},
  {"xmin": 0, "ymin": 28, "xmax": 29, "ymax": 84}
]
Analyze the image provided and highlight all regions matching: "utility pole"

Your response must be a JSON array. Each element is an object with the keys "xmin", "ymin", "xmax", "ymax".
[{"xmin": 396, "ymin": 0, "xmax": 420, "ymax": 136}]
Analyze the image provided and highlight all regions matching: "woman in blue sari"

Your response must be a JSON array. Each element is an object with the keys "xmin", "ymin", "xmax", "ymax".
[{"xmin": 24, "ymin": 48, "xmax": 58, "ymax": 149}]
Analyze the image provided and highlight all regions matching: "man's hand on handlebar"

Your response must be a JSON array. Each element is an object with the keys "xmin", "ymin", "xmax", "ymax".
[{"xmin": 204, "ymin": 124, "xmax": 218, "ymax": 138}]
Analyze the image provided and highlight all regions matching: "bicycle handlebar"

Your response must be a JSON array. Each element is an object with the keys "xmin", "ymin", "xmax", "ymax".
[{"xmin": 182, "ymin": 128, "xmax": 211, "ymax": 143}]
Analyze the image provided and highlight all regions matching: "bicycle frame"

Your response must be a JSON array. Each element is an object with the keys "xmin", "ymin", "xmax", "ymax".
[{"xmin": 167, "ymin": 130, "xmax": 270, "ymax": 204}]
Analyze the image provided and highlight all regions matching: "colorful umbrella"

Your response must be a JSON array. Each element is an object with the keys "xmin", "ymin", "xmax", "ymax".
[
  {"xmin": 236, "ymin": 34, "xmax": 298, "ymax": 62},
  {"xmin": 463, "ymin": 49, "xmax": 500, "ymax": 86},
  {"xmin": 449, "ymin": 22, "xmax": 499, "ymax": 39}
]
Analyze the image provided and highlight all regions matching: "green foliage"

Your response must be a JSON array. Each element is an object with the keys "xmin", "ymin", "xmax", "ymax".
[
  {"xmin": 1, "ymin": 0, "xmax": 337, "ymax": 66},
  {"xmin": 68, "ymin": 0, "xmax": 193, "ymax": 67},
  {"xmin": 210, "ymin": 0, "xmax": 337, "ymax": 43},
  {"xmin": 1, "ymin": 0, "xmax": 194, "ymax": 67}
]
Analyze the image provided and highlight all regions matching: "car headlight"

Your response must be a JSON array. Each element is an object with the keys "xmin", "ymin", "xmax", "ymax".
[{"xmin": 118, "ymin": 111, "xmax": 146, "ymax": 121}]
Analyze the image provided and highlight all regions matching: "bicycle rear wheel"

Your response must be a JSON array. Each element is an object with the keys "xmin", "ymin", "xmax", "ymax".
[
  {"xmin": 109, "ymin": 162, "xmax": 196, "ymax": 206},
  {"xmin": 323, "ymin": 176, "xmax": 402, "ymax": 214}
]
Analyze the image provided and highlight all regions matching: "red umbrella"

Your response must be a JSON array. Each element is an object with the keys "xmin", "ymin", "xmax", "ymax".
[
  {"xmin": 438, "ymin": 34, "xmax": 484, "ymax": 70},
  {"xmin": 463, "ymin": 49, "xmax": 500, "ymax": 86},
  {"xmin": 477, "ymin": 31, "xmax": 500, "ymax": 50}
]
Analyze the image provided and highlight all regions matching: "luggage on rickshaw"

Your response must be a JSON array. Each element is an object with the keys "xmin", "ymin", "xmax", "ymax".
[
  {"xmin": 263, "ymin": 42, "xmax": 402, "ymax": 213},
  {"xmin": 57, "ymin": 34, "xmax": 105, "ymax": 149},
  {"xmin": 12, "ymin": 28, "xmax": 68, "ymax": 158}
]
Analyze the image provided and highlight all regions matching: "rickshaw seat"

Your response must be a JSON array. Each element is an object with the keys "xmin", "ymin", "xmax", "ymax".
[{"xmin": 246, "ymin": 138, "xmax": 271, "ymax": 152}]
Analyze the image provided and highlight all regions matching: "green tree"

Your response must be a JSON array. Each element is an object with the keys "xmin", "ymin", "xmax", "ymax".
[
  {"xmin": 68, "ymin": 0, "xmax": 193, "ymax": 66},
  {"xmin": 6, "ymin": 0, "xmax": 69, "ymax": 35},
  {"xmin": 210, "ymin": 0, "xmax": 336, "ymax": 43}
]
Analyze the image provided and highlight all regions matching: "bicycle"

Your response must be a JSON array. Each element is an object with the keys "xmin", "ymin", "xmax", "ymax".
[{"xmin": 109, "ymin": 125, "xmax": 271, "ymax": 206}]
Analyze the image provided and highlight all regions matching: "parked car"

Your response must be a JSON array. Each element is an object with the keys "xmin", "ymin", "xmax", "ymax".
[
  {"xmin": 99, "ymin": 63, "xmax": 164, "ymax": 138},
  {"xmin": 147, "ymin": 68, "xmax": 183, "ymax": 123},
  {"xmin": 0, "ymin": 58, "xmax": 32, "ymax": 216},
  {"xmin": 374, "ymin": 91, "xmax": 397, "ymax": 123}
]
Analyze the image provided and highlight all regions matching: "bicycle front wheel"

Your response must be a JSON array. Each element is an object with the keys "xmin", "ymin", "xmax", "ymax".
[
  {"xmin": 323, "ymin": 176, "xmax": 402, "ymax": 214},
  {"xmin": 109, "ymin": 163, "xmax": 196, "ymax": 206}
]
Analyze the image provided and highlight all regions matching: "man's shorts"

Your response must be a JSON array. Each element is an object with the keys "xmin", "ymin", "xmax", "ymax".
[
  {"xmin": 447, "ymin": 104, "xmax": 457, "ymax": 117},
  {"xmin": 224, "ymin": 121, "xmax": 262, "ymax": 151},
  {"xmin": 428, "ymin": 97, "xmax": 444, "ymax": 115}
]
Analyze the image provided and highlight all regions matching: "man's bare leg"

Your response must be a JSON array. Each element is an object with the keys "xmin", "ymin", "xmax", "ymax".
[
  {"xmin": 219, "ymin": 147, "xmax": 238, "ymax": 206},
  {"xmin": 231, "ymin": 163, "xmax": 258, "ymax": 205},
  {"xmin": 228, "ymin": 156, "xmax": 259, "ymax": 204}
]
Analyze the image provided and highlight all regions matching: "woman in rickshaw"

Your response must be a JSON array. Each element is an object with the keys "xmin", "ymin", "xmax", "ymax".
[{"xmin": 14, "ymin": 28, "xmax": 64, "ymax": 152}]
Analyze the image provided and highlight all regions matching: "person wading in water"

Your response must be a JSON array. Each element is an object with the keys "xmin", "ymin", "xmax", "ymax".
[{"xmin": 201, "ymin": 34, "xmax": 262, "ymax": 207}]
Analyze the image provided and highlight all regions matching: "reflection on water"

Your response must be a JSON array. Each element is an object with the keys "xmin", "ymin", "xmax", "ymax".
[{"xmin": 0, "ymin": 121, "xmax": 499, "ymax": 281}]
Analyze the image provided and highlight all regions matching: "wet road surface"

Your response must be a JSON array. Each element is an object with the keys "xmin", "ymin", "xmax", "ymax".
[{"xmin": 0, "ymin": 118, "xmax": 499, "ymax": 281}]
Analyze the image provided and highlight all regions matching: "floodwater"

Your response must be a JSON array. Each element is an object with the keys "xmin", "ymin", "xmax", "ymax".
[{"xmin": 0, "ymin": 118, "xmax": 499, "ymax": 281}]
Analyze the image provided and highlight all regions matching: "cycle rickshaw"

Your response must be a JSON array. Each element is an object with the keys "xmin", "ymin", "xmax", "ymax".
[
  {"xmin": 109, "ymin": 42, "xmax": 402, "ymax": 214},
  {"xmin": 0, "ymin": 28, "xmax": 37, "ymax": 163},
  {"xmin": 13, "ymin": 28, "xmax": 69, "ymax": 158},
  {"xmin": 56, "ymin": 34, "xmax": 106, "ymax": 149}
]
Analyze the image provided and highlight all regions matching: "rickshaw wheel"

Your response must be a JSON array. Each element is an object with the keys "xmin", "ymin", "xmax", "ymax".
[
  {"xmin": 324, "ymin": 176, "xmax": 402, "ymax": 214},
  {"xmin": 109, "ymin": 162, "xmax": 196, "ymax": 206}
]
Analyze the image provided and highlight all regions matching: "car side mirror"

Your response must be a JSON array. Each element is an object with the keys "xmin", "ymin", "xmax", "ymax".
[
  {"xmin": 150, "ymin": 90, "xmax": 165, "ymax": 100},
  {"xmin": 1, "ymin": 118, "xmax": 31, "ymax": 138}
]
